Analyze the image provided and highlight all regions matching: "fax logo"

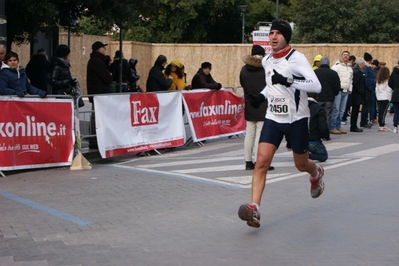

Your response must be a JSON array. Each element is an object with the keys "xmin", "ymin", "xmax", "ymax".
[{"xmin": 130, "ymin": 93, "xmax": 159, "ymax": 126}]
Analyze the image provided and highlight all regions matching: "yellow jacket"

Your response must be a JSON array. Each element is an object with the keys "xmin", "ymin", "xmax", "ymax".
[{"xmin": 164, "ymin": 72, "xmax": 187, "ymax": 90}]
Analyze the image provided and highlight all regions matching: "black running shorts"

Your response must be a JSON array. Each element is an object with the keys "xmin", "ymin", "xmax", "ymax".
[{"xmin": 259, "ymin": 118, "xmax": 309, "ymax": 154}]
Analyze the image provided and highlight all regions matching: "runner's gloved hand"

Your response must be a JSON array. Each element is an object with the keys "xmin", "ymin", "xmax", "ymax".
[
  {"xmin": 246, "ymin": 93, "xmax": 266, "ymax": 109},
  {"xmin": 272, "ymin": 69, "xmax": 293, "ymax": 87}
]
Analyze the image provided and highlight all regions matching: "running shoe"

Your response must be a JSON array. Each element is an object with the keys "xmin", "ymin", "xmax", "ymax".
[
  {"xmin": 309, "ymin": 164, "xmax": 325, "ymax": 198},
  {"xmin": 238, "ymin": 203, "xmax": 261, "ymax": 228}
]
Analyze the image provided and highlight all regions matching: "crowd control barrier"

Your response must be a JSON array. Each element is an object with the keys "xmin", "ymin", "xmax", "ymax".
[
  {"xmin": 0, "ymin": 88, "xmax": 245, "ymax": 175},
  {"xmin": 0, "ymin": 95, "xmax": 77, "ymax": 176},
  {"xmin": 85, "ymin": 88, "xmax": 245, "ymax": 159}
]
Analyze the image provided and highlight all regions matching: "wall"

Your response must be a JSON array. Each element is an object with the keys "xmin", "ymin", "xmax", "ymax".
[{"xmin": 12, "ymin": 34, "xmax": 399, "ymax": 94}]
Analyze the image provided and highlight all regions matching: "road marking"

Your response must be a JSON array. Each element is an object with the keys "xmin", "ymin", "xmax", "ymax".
[
  {"xmin": 106, "ymin": 164, "xmax": 241, "ymax": 189},
  {"xmin": 172, "ymin": 158, "xmax": 348, "ymax": 173},
  {"xmin": 112, "ymin": 143, "xmax": 399, "ymax": 189},
  {"xmin": 344, "ymin": 144, "xmax": 399, "ymax": 157},
  {"xmin": 0, "ymin": 190, "xmax": 91, "ymax": 226}
]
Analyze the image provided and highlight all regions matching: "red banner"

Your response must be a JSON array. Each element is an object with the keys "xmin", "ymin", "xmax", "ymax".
[
  {"xmin": 0, "ymin": 98, "xmax": 75, "ymax": 170},
  {"xmin": 182, "ymin": 89, "xmax": 245, "ymax": 142}
]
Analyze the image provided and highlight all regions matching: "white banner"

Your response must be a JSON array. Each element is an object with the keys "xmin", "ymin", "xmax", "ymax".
[{"xmin": 94, "ymin": 92, "xmax": 186, "ymax": 158}]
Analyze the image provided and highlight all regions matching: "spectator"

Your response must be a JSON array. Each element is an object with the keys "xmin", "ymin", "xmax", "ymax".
[
  {"xmin": 331, "ymin": 51, "xmax": 353, "ymax": 134},
  {"xmin": 109, "ymin": 50, "xmax": 133, "ymax": 92},
  {"xmin": 191, "ymin": 62, "xmax": 222, "ymax": 90},
  {"xmin": 0, "ymin": 44, "xmax": 6, "ymax": 67},
  {"xmin": 50, "ymin": 45, "xmax": 75, "ymax": 95},
  {"xmin": 350, "ymin": 57, "xmax": 366, "ymax": 132},
  {"xmin": 239, "ymin": 45, "xmax": 274, "ymax": 171},
  {"xmin": 128, "ymin": 58, "xmax": 141, "ymax": 91},
  {"xmin": 369, "ymin": 59, "xmax": 380, "ymax": 124},
  {"xmin": 342, "ymin": 55, "xmax": 357, "ymax": 125},
  {"xmin": 87, "ymin": 41, "xmax": 113, "ymax": 149},
  {"xmin": 26, "ymin": 48, "xmax": 51, "ymax": 93},
  {"xmin": 375, "ymin": 66, "xmax": 392, "ymax": 132},
  {"xmin": 314, "ymin": 56, "xmax": 341, "ymax": 130},
  {"xmin": 146, "ymin": 55, "xmax": 172, "ymax": 92},
  {"xmin": 0, "ymin": 51, "xmax": 46, "ymax": 98},
  {"xmin": 388, "ymin": 63, "xmax": 399, "ymax": 133},
  {"xmin": 164, "ymin": 59, "xmax": 191, "ymax": 90},
  {"xmin": 360, "ymin": 52, "xmax": 376, "ymax": 128},
  {"xmin": 312, "ymin": 54, "xmax": 322, "ymax": 70},
  {"xmin": 87, "ymin": 41, "xmax": 113, "ymax": 98},
  {"xmin": 307, "ymin": 93, "xmax": 329, "ymax": 162}
]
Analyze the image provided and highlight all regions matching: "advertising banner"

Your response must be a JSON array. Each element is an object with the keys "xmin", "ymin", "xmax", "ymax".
[
  {"xmin": 0, "ymin": 97, "xmax": 75, "ymax": 170},
  {"xmin": 94, "ymin": 92, "xmax": 186, "ymax": 158},
  {"xmin": 252, "ymin": 30, "xmax": 271, "ymax": 55},
  {"xmin": 182, "ymin": 89, "xmax": 245, "ymax": 142}
]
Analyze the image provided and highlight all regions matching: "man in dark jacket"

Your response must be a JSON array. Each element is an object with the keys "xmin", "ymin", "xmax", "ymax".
[
  {"xmin": 109, "ymin": 50, "xmax": 133, "ymax": 92},
  {"xmin": 86, "ymin": 41, "xmax": 113, "ymax": 99},
  {"xmin": 26, "ymin": 48, "xmax": 51, "ymax": 93},
  {"xmin": 86, "ymin": 41, "xmax": 113, "ymax": 149},
  {"xmin": 361, "ymin": 52, "xmax": 376, "ymax": 128},
  {"xmin": 239, "ymin": 45, "xmax": 273, "ymax": 171},
  {"xmin": 350, "ymin": 58, "xmax": 366, "ymax": 132},
  {"xmin": 314, "ymin": 56, "xmax": 341, "ymax": 132},
  {"xmin": 191, "ymin": 62, "xmax": 222, "ymax": 90},
  {"xmin": 146, "ymin": 55, "xmax": 172, "ymax": 92}
]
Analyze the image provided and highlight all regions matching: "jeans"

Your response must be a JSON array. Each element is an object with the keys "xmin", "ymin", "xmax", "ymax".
[
  {"xmin": 331, "ymin": 91, "xmax": 348, "ymax": 130},
  {"xmin": 309, "ymin": 141, "xmax": 328, "ymax": 162},
  {"xmin": 244, "ymin": 120, "xmax": 264, "ymax": 162}
]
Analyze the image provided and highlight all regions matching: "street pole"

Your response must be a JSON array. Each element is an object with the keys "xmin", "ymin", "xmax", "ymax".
[
  {"xmin": 276, "ymin": 0, "xmax": 279, "ymax": 19},
  {"xmin": 241, "ymin": 13, "xmax": 245, "ymax": 43},
  {"xmin": 119, "ymin": 25, "xmax": 123, "ymax": 93},
  {"xmin": 239, "ymin": 5, "xmax": 248, "ymax": 44}
]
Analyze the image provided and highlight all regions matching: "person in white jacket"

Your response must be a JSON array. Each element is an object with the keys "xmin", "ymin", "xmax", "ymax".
[
  {"xmin": 330, "ymin": 51, "xmax": 353, "ymax": 134},
  {"xmin": 375, "ymin": 66, "xmax": 392, "ymax": 131}
]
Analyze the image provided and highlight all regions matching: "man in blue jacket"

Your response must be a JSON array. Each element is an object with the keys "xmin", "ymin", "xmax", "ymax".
[{"xmin": 361, "ymin": 52, "xmax": 376, "ymax": 128}]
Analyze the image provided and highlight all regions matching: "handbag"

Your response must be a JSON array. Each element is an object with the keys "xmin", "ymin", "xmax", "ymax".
[{"xmin": 66, "ymin": 80, "xmax": 85, "ymax": 108}]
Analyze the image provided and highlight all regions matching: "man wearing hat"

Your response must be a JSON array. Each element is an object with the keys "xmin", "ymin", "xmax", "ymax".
[
  {"xmin": 86, "ymin": 41, "xmax": 113, "ymax": 149},
  {"xmin": 238, "ymin": 19, "xmax": 323, "ymax": 228},
  {"xmin": 191, "ymin": 62, "xmax": 222, "ymax": 90}
]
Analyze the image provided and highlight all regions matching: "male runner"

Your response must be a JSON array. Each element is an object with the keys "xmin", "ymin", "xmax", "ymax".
[{"xmin": 238, "ymin": 19, "xmax": 324, "ymax": 228}]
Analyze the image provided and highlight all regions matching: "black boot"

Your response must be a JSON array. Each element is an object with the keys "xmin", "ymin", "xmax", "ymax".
[{"xmin": 245, "ymin": 161, "xmax": 254, "ymax": 170}]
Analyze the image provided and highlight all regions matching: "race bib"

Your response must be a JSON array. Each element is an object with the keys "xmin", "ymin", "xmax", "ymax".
[{"xmin": 268, "ymin": 95, "xmax": 290, "ymax": 115}]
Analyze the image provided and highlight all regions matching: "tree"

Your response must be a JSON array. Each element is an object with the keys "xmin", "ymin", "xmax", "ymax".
[{"xmin": 291, "ymin": 0, "xmax": 399, "ymax": 43}]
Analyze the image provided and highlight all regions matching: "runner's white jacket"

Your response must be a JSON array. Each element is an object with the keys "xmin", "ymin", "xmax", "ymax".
[{"xmin": 260, "ymin": 49, "xmax": 321, "ymax": 123}]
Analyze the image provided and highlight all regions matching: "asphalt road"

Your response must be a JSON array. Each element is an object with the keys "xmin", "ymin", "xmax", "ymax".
[{"xmin": 0, "ymin": 120, "xmax": 398, "ymax": 266}]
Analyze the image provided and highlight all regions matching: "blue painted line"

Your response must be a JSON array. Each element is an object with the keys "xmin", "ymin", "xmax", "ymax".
[{"xmin": 0, "ymin": 189, "xmax": 91, "ymax": 226}]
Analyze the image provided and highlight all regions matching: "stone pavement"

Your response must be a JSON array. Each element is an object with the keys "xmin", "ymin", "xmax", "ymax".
[{"xmin": 0, "ymin": 130, "xmax": 399, "ymax": 265}]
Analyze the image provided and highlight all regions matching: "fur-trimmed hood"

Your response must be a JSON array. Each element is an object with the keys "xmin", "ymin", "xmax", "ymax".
[{"xmin": 242, "ymin": 55, "xmax": 263, "ymax": 71}]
